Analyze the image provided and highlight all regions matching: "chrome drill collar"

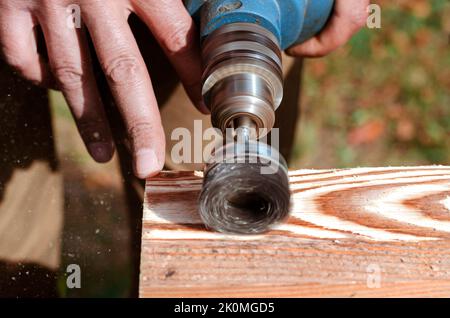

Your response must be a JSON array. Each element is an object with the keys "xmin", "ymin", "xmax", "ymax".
[
  {"xmin": 208, "ymin": 73, "xmax": 275, "ymax": 135},
  {"xmin": 201, "ymin": 23, "xmax": 284, "ymax": 134}
]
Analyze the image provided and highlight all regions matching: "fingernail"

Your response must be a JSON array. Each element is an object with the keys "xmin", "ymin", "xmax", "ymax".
[
  {"xmin": 88, "ymin": 142, "xmax": 113, "ymax": 163},
  {"xmin": 135, "ymin": 149, "xmax": 161, "ymax": 179}
]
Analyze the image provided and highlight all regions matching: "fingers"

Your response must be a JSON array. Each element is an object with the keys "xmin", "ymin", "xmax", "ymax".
[
  {"xmin": 83, "ymin": 2, "xmax": 165, "ymax": 178},
  {"xmin": 0, "ymin": 9, "xmax": 53, "ymax": 87},
  {"xmin": 287, "ymin": 0, "xmax": 369, "ymax": 57},
  {"xmin": 38, "ymin": 4, "xmax": 114, "ymax": 163},
  {"xmin": 133, "ymin": 0, "xmax": 208, "ymax": 114}
]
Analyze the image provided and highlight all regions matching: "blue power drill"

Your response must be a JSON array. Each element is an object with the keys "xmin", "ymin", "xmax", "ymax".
[{"xmin": 186, "ymin": 0, "xmax": 335, "ymax": 234}]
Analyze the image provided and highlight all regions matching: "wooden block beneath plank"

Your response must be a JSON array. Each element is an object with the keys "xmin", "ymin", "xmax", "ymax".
[{"xmin": 140, "ymin": 166, "xmax": 450, "ymax": 297}]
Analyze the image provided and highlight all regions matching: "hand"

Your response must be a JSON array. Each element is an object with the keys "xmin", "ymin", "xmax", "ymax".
[
  {"xmin": 0, "ymin": 0, "xmax": 207, "ymax": 178},
  {"xmin": 287, "ymin": 0, "xmax": 370, "ymax": 57}
]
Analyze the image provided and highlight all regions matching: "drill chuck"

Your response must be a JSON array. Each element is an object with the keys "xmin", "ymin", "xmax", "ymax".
[{"xmin": 201, "ymin": 23, "xmax": 283, "ymax": 137}]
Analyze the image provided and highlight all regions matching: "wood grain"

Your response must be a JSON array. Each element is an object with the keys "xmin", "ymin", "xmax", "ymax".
[{"xmin": 140, "ymin": 166, "xmax": 450, "ymax": 297}]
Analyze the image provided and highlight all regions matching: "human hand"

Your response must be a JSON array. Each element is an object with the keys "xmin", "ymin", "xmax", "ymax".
[
  {"xmin": 0, "ymin": 0, "xmax": 207, "ymax": 178},
  {"xmin": 287, "ymin": 0, "xmax": 370, "ymax": 57}
]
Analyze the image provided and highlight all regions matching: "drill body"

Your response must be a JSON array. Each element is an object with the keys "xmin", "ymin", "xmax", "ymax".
[
  {"xmin": 186, "ymin": 0, "xmax": 334, "ymax": 49},
  {"xmin": 185, "ymin": 0, "xmax": 335, "ymax": 234}
]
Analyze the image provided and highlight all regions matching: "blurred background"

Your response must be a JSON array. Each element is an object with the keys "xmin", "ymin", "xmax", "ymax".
[{"xmin": 46, "ymin": 0, "xmax": 449, "ymax": 296}]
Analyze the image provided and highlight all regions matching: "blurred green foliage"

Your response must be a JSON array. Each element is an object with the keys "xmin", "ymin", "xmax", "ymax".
[{"xmin": 292, "ymin": 0, "xmax": 450, "ymax": 168}]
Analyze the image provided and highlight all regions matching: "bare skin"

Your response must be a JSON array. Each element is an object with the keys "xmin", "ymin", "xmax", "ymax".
[
  {"xmin": 288, "ymin": 0, "xmax": 370, "ymax": 57},
  {"xmin": 0, "ymin": 0, "xmax": 368, "ymax": 179}
]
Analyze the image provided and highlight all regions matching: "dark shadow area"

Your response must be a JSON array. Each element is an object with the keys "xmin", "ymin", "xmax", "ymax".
[
  {"xmin": 59, "ymin": 160, "xmax": 132, "ymax": 297},
  {"xmin": 0, "ymin": 63, "xmax": 60, "ymax": 298},
  {"xmin": 0, "ymin": 63, "xmax": 58, "ymax": 203},
  {"xmin": 0, "ymin": 261, "xmax": 58, "ymax": 298},
  {"xmin": 273, "ymin": 59, "xmax": 303, "ymax": 164}
]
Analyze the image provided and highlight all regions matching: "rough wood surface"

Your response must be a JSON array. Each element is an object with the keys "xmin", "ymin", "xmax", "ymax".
[{"xmin": 140, "ymin": 166, "xmax": 450, "ymax": 297}]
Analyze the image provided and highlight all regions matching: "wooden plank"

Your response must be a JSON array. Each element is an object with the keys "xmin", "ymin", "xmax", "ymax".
[{"xmin": 140, "ymin": 166, "xmax": 450, "ymax": 298}]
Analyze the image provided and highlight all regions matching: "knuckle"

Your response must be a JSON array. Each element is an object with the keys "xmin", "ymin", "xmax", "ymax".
[
  {"xmin": 309, "ymin": 51, "xmax": 328, "ymax": 58},
  {"xmin": 299, "ymin": 43, "xmax": 330, "ymax": 58},
  {"xmin": 162, "ymin": 23, "xmax": 192, "ymax": 55},
  {"xmin": 329, "ymin": 36, "xmax": 346, "ymax": 50},
  {"xmin": 104, "ymin": 54, "xmax": 142, "ymax": 86},
  {"xmin": 350, "ymin": 8, "xmax": 369, "ymax": 29},
  {"xmin": 309, "ymin": 48, "xmax": 331, "ymax": 58},
  {"xmin": 128, "ymin": 121, "xmax": 154, "ymax": 141},
  {"xmin": 1, "ymin": 45, "xmax": 31, "ymax": 71},
  {"xmin": 5, "ymin": 55, "xmax": 30, "ymax": 71},
  {"xmin": 127, "ymin": 120, "xmax": 164, "ymax": 151},
  {"xmin": 53, "ymin": 65, "xmax": 84, "ymax": 90}
]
